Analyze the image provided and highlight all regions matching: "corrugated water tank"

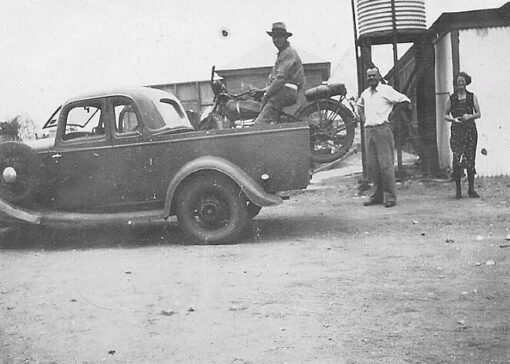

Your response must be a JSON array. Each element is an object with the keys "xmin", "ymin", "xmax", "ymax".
[{"xmin": 357, "ymin": 0, "xmax": 426, "ymax": 36}]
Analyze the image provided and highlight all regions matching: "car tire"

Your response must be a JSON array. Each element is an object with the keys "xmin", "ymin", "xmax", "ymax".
[
  {"xmin": 175, "ymin": 173, "xmax": 248, "ymax": 244},
  {"xmin": 0, "ymin": 141, "xmax": 43, "ymax": 204}
]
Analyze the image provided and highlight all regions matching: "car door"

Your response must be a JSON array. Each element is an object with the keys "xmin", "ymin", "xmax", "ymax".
[
  {"xmin": 108, "ymin": 96, "xmax": 158, "ymax": 209},
  {"xmin": 46, "ymin": 98, "xmax": 115, "ymax": 211}
]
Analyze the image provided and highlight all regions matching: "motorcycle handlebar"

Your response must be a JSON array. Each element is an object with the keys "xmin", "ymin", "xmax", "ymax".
[
  {"xmin": 219, "ymin": 89, "xmax": 258, "ymax": 99},
  {"xmin": 211, "ymin": 66, "xmax": 216, "ymax": 83}
]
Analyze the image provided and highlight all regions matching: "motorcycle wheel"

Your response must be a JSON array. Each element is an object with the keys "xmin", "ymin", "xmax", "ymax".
[
  {"xmin": 297, "ymin": 99, "xmax": 355, "ymax": 164},
  {"xmin": 197, "ymin": 113, "xmax": 232, "ymax": 131}
]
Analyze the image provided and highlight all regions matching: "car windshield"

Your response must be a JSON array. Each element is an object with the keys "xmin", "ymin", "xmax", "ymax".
[{"xmin": 42, "ymin": 106, "xmax": 62, "ymax": 129}]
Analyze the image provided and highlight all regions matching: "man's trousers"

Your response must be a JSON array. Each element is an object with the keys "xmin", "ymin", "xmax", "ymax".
[{"xmin": 365, "ymin": 123, "xmax": 396, "ymax": 203}]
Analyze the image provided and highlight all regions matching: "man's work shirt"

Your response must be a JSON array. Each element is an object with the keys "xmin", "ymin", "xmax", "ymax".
[
  {"xmin": 270, "ymin": 44, "xmax": 304, "ymax": 89},
  {"xmin": 358, "ymin": 83, "xmax": 410, "ymax": 126}
]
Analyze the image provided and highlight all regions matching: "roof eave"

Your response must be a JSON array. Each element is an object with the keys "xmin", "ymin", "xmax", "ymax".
[{"xmin": 430, "ymin": 3, "xmax": 510, "ymax": 38}]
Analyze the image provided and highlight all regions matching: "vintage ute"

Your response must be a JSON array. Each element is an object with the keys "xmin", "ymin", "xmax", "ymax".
[{"xmin": 0, "ymin": 87, "xmax": 310, "ymax": 244}]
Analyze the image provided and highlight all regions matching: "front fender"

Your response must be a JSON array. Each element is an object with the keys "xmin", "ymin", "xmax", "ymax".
[{"xmin": 163, "ymin": 156, "xmax": 282, "ymax": 218}]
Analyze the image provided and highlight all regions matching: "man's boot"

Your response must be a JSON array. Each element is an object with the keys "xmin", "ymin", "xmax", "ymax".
[{"xmin": 467, "ymin": 170, "xmax": 480, "ymax": 198}]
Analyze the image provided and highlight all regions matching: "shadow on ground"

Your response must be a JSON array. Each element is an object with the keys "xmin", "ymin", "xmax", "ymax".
[
  {"xmin": 0, "ymin": 210, "xmax": 357, "ymax": 251},
  {"xmin": 0, "ymin": 222, "xmax": 173, "ymax": 251}
]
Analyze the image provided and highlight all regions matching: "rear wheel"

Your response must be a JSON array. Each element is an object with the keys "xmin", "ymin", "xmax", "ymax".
[
  {"xmin": 297, "ymin": 100, "xmax": 355, "ymax": 164},
  {"xmin": 0, "ymin": 142, "xmax": 42, "ymax": 204},
  {"xmin": 175, "ymin": 173, "xmax": 248, "ymax": 244}
]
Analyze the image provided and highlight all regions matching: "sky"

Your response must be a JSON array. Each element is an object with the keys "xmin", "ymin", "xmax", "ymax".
[{"xmin": 0, "ymin": 0, "xmax": 507, "ymax": 126}]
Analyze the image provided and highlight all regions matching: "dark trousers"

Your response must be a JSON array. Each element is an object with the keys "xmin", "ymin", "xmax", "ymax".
[
  {"xmin": 365, "ymin": 123, "xmax": 396, "ymax": 203},
  {"xmin": 254, "ymin": 87, "xmax": 297, "ymax": 125}
]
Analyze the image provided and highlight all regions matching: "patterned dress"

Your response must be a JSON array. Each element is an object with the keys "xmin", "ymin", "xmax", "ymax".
[{"xmin": 450, "ymin": 91, "xmax": 477, "ymax": 178}]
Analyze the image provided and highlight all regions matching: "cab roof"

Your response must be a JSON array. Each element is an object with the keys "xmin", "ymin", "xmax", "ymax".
[{"xmin": 63, "ymin": 86, "xmax": 178, "ymax": 105}]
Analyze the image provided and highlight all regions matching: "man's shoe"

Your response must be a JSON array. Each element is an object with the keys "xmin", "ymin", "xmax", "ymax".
[
  {"xmin": 364, "ymin": 199, "xmax": 382, "ymax": 206},
  {"xmin": 468, "ymin": 190, "xmax": 480, "ymax": 198},
  {"xmin": 384, "ymin": 201, "xmax": 396, "ymax": 208}
]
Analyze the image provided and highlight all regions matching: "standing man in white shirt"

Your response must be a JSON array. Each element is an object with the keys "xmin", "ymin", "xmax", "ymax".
[{"xmin": 357, "ymin": 66, "xmax": 410, "ymax": 208}]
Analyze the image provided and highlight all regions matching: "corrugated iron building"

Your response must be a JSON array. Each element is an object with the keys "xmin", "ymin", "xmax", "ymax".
[
  {"xmin": 432, "ymin": 4, "xmax": 510, "ymax": 177},
  {"xmin": 386, "ymin": 2, "xmax": 510, "ymax": 177}
]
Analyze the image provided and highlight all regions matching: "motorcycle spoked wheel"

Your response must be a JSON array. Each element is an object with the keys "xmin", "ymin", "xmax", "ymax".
[
  {"xmin": 297, "ymin": 99, "xmax": 355, "ymax": 164},
  {"xmin": 197, "ymin": 113, "xmax": 233, "ymax": 131}
]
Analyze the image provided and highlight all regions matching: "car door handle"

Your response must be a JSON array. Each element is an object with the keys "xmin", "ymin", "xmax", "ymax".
[{"xmin": 52, "ymin": 153, "xmax": 62, "ymax": 159}]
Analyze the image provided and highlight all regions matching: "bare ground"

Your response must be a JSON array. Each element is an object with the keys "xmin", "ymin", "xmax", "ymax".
[{"xmin": 1, "ymin": 156, "xmax": 509, "ymax": 363}]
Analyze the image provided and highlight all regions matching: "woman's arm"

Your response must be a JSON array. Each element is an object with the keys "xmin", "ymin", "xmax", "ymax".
[
  {"xmin": 444, "ymin": 97, "xmax": 459, "ymax": 123},
  {"xmin": 461, "ymin": 94, "xmax": 481, "ymax": 121}
]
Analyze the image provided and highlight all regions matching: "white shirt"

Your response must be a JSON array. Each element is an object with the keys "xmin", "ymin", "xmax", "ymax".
[{"xmin": 358, "ymin": 83, "xmax": 410, "ymax": 126}]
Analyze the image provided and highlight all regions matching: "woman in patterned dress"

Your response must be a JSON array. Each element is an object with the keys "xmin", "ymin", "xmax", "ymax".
[{"xmin": 444, "ymin": 72, "xmax": 482, "ymax": 199}]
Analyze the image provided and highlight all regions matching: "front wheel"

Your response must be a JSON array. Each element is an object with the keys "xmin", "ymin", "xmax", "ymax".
[
  {"xmin": 197, "ymin": 113, "xmax": 232, "ymax": 131},
  {"xmin": 297, "ymin": 100, "xmax": 356, "ymax": 164},
  {"xmin": 175, "ymin": 173, "xmax": 249, "ymax": 244}
]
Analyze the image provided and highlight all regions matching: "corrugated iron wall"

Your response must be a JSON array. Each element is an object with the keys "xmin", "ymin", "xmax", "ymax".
[
  {"xmin": 434, "ymin": 34, "xmax": 453, "ymax": 171},
  {"xmin": 459, "ymin": 27, "xmax": 510, "ymax": 177}
]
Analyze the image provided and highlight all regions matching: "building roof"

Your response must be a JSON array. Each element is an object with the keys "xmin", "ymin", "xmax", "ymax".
[
  {"xmin": 217, "ymin": 42, "xmax": 329, "ymax": 71},
  {"xmin": 429, "ymin": 2, "xmax": 510, "ymax": 37},
  {"xmin": 384, "ymin": 2, "xmax": 510, "ymax": 83}
]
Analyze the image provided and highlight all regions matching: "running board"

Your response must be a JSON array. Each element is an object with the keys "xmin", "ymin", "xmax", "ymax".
[{"xmin": 0, "ymin": 198, "xmax": 164, "ymax": 226}]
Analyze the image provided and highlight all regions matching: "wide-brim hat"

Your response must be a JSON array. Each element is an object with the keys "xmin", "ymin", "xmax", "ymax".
[{"xmin": 266, "ymin": 22, "xmax": 292, "ymax": 37}]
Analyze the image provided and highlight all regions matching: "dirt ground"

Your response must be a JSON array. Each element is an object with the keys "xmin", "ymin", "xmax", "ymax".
[{"xmin": 1, "ymin": 153, "xmax": 509, "ymax": 364}]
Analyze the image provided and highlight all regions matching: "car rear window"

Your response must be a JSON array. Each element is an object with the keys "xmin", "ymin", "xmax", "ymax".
[{"xmin": 154, "ymin": 98, "xmax": 193, "ymax": 130}]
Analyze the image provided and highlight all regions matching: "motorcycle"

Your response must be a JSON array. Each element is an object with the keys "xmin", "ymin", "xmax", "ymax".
[{"xmin": 198, "ymin": 66, "xmax": 358, "ymax": 164}]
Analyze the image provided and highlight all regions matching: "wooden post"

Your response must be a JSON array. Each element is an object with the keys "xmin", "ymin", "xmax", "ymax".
[
  {"xmin": 390, "ymin": 0, "xmax": 405, "ymax": 179},
  {"xmin": 359, "ymin": 38, "xmax": 372, "ymax": 189},
  {"xmin": 352, "ymin": 0, "xmax": 370, "ymax": 190}
]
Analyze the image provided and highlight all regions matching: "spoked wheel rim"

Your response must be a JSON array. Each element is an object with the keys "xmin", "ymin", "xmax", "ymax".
[
  {"xmin": 298, "ymin": 100, "xmax": 355, "ymax": 164},
  {"xmin": 309, "ymin": 125, "xmax": 348, "ymax": 158}
]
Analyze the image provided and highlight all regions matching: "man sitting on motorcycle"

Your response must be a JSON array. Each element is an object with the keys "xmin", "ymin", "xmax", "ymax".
[{"xmin": 252, "ymin": 22, "xmax": 304, "ymax": 125}]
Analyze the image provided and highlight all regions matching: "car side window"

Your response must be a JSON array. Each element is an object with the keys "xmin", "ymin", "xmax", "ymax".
[
  {"xmin": 113, "ymin": 99, "xmax": 140, "ymax": 134},
  {"xmin": 61, "ymin": 102, "xmax": 105, "ymax": 141}
]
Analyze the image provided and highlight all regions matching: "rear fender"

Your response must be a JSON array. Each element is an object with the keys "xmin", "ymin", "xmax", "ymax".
[{"xmin": 163, "ymin": 156, "xmax": 282, "ymax": 217}]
